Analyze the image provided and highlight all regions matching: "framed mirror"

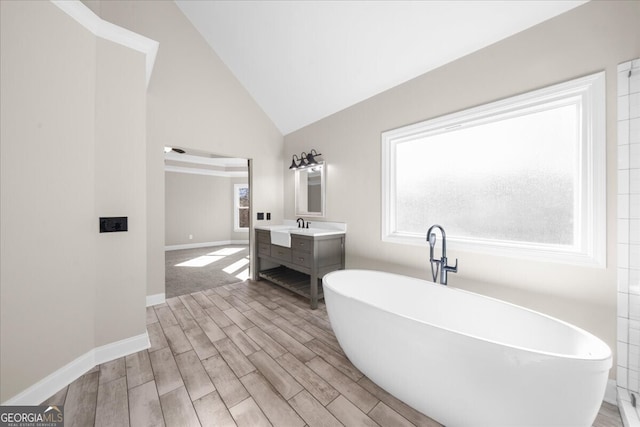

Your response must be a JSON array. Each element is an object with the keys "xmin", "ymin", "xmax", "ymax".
[{"xmin": 295, "ymin": 163, "xmax": 325, "ymax": 217}]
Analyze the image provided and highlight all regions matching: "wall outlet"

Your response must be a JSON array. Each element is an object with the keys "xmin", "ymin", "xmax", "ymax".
[
  {"xmin": 257, "ymin": 212, "xmax": 264, "ymax": 220},
  {"xmin": 266, "ymin": 212, "xmax": 271, "ymax": 220},
  {"xmin": 189, "ymin": 234, "xmax": 193, "ymax": 240},
  {"xmin": 99, "ymin": 217, "xmax": 128, "ymax": 233}
]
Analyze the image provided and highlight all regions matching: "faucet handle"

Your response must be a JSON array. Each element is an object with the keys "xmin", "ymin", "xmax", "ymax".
[{"xmin": 444, "ymin": 258, "xmax": 458, "ymax": 273}]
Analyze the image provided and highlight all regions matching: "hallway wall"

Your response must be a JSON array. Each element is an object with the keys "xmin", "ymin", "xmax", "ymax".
[
  {"xmin": 165, "ymin": 172, "xmax": 248, "ymax": 246},
  {"xmin": 1, "ymin": 1, "xmax": 148, "ymax": 402}
]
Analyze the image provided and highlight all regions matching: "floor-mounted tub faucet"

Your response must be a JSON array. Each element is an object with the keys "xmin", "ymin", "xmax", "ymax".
[{"xmin": 427, "ymin": 224, "xmax": 458, "ymax": 285}]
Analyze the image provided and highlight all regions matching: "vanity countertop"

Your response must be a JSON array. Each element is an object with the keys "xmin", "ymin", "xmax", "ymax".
[{"xmin": 255, "ymin": 220, "xmax": 346, "ymax": 237}]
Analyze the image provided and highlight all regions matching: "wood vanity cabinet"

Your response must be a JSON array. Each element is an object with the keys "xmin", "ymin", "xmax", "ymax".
[{"xmin": 255, "ymin": 229, "xmax": 345, "ymax": 309}]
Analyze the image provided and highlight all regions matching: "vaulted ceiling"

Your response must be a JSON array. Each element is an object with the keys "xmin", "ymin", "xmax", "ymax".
[{"xmin": 175, "ymin": 0, "xmax": 587, "ymax": 135}]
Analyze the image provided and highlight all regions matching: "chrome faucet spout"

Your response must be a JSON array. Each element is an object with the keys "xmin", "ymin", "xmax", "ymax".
[{"xmin": 426, "ymin": 225, "xmax": 458, "ymax": 285}]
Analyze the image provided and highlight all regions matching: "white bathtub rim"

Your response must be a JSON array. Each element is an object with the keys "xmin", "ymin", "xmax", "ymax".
[{"xmin": 324, "ymin": 269, "xmax": 612, "ymax": 363}]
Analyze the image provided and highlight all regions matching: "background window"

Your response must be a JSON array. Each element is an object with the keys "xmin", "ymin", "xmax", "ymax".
[
  {"xmin": 234, "ymin": 183, "xmax": 249, "ymax": 231},
  {"xmin": 382, "ymin": 72, "xmax": 605, "ymax": 266}
]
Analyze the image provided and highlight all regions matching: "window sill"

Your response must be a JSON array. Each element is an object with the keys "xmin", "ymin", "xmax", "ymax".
[{"xmin": 382, "ymin": 232, "xmax": 605, "ymax": 268}]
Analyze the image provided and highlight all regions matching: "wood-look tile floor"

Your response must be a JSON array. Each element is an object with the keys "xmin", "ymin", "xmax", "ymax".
[{"xmin": 43, "ymin": 279, "xmax": 622, "ymax": 427}]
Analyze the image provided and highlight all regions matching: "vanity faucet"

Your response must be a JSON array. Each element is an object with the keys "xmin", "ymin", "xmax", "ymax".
[
  {"xmin": 427, "ymin": 224, "xmax": 458, "ymax": 285},
  {"xmin": 296, "ymin": 218, "xmax": 306, "ymax": 228}
]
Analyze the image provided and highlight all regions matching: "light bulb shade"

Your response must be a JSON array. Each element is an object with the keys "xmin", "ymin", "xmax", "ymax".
[
  {"xmin": 307, "ymin": 149, "xmax": 322, "ymax": 166},
  {"xmin": 289, "ymin": 155, "xmax": 299, "ymax": 169},
  {"xmin": 298, "ymin": 151, "xmax": 309, "ymax": 168},
  {"xmin": 306, "ymin": 152, "xmax": 318, "ymax": 165}
]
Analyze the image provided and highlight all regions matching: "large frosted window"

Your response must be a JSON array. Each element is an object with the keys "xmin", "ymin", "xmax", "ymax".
[{"xmin": 382, "ymin": 72, "xmax": 605, "ymax": 266}]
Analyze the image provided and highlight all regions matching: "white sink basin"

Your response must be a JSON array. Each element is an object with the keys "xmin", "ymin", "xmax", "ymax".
[{"xmin": 270, "ymin": 228, "xmax": 293, "ymax": 247}]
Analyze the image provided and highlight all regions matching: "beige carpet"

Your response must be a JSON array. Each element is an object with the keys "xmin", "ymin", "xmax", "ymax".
[{"xmin": 165, "ymin": 245, "xmax": 249, "ymax": 298}]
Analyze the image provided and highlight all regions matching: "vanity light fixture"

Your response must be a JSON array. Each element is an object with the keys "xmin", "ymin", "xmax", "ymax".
[{"xmin": 289, "ymin": 149, "xmax": 322, "ymax": 170}]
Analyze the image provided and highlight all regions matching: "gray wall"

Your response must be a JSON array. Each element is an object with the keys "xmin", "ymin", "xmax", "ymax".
[
  {"xmin": 1, "ymin": 1, "xmax": 147, "ymax": 401},
  {"xmin": 284, "ymin": 0, "xmax": 640, "ymax": 377},
  {"xmin": 165, "ymin": 172, "xmax": 248, "ymax": 246}
]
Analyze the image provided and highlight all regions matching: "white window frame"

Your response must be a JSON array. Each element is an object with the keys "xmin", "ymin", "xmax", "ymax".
[
  {"xmin": 234, "ymin": 183, "xmax": 249, "ymax": 232},
  {"xmin": 382, "ymin": 72, "xmax": 606, "ymax": 267}
]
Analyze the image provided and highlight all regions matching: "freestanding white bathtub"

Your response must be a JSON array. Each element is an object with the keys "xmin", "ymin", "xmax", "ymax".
[{"xmin": 323, "ymin": 269, "xmax": 612, "ymax": 427}]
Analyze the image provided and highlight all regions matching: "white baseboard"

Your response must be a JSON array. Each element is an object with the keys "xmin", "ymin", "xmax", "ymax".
[
  {"xmin": 605, "ymin": 379, "xmax": 618, "ymax": 405},
  {"xmin": 165, "ymin": 240, "xmax": 249, "ymax": 251},
  {"xmin": 2, "ymin": 331, "xmax": 150, "ymax": 405},
  {"xmin": 146, "ymin": 293, "xmax": 165, "ymax": 307},
  {"xmin": 94, "ymin": 332, "xmax": 150, "ymax": 365}
]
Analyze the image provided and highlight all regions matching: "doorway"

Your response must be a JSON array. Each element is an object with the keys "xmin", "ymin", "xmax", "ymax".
[{"xmin": 163, "ymin": 148, "xmax": 251, "ymax": 298}]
